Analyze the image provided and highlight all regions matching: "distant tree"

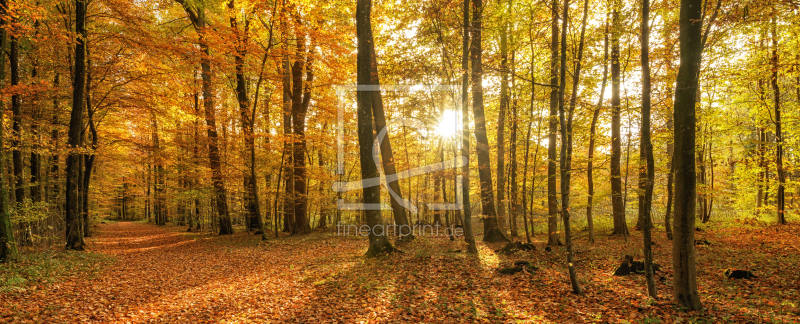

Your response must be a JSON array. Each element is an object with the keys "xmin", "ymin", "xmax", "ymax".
[{"xmin": 175, "ymin": 0, "xmax": 234, "ymax": 235}]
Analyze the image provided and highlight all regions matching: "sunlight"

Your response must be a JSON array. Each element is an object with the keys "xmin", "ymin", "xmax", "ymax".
[{"xmin": 436, "ymin": 110, "xmax": 461, "ymax": 139}]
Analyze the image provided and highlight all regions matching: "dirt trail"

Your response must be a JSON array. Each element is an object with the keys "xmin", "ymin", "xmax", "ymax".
[
  {"xmin": 1, "ymin": 222, "xmax": 335, "ymax": 323},
  {"xmin": 3, "ymin": 221, "xmax": 799, "ymax": 323}
]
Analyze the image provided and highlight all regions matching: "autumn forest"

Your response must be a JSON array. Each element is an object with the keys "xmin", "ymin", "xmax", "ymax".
[{"xmin": 0, "ymin": 0, "xmax": 798, "ymax": 322}]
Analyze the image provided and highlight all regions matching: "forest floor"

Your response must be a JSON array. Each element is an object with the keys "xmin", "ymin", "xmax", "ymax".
[{"xmin": 1, "ymin": 220, "xmax": 799, "ymax": 323}]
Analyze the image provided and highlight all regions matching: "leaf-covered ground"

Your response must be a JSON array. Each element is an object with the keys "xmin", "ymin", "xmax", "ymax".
[{"xmin": 1, "ymin": 221, "xmax": 798, "ymax": 323}]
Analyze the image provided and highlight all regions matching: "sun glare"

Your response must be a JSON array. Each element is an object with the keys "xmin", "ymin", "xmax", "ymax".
[{"xmin": 437, "ymin": 110, "xmax": 461, "ymax": 139}]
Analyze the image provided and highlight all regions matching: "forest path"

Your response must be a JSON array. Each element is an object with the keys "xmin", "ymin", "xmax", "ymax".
[
  {"xmin": 3, "ymin": 221, "xmax": 800, "ymax": 323},
  {"xmin": 2, "ymin": 222, "xmax": 356, "ymax": 323}
]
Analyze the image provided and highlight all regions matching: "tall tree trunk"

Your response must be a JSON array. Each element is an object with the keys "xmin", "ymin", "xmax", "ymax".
[
  {"xmin": 587, "ymin": 12, "xmax": 609, "ymax": 244},
  {"xmin": 281, "ymin": 55, "xmax": 294, "ymax": 233},
  {"xmin": 609, "ymin": 0, "xmax": 628, "ymax": 235},
  {"xmin": 10, "ymin": 20, "xmax": 23, "ymax": 206},
  {"xmin": 460, "ymin": 0, "xmax": 478, "ymax": 253},
  {"xmin": 546, "ymin": 0, "xmax": 561, "ymax": 246},
  {"xmin": 0, "ymin": 6, "xmax": 19, "ymax": 262},
  {"xmin": 665, "ymin": 55, "xmax": 675, "ymax": 240},
  {"xmin": 175, "ymin": 0, "xmax": 234, "ymax": 235},
  {"xmin": 228, "ymin": 0, "xmax": 264, "ymax": 235},
  {"xmin": 356, "ymin": 0, "xmax": 396, "ymax": 257},
  {"xmin": 49, "ymin": 74, "xmax": 61, "ymax": 215},
  {"xmin": 150, "ymin": 113, "xmax": 164, "ymax": 226},
  {"xmin": 557, "ymin": 0, "xmax": 582, "ymax": 294},
  {"xmin": 771, "ymin": 16, "xmax": 786, "ymax": 225},
  {"xmin": 290, "ymin": 32, "xmax": 314, "ymax": 235},
  {"xmin": 472, "ymin": 0, "xmax": 508, "ymax": 243},
  {"xmin": 30, "ymin": 44, "xmax": 42, "ymax": 205},
  {"xmin": 672, "ymin": 0, "xmax": 703, "ymax": 309},
  {"xmin": 367, "ymin": 40, "xmax": 412, "ymax": 236},
  {"xmin": 66, "ymin": 0, "xmax": 87, "ymax": 251},
  {"xmin": 82, "ymin": 61, "xmax": 97, "ymax": 236},
  {"xmin": 640, "ymin": 0, "xmax": 657, "ymax": 298},
  {"xmin": 496, "ymin": 10, "xmax": 509, "ymax": 234},
  {"xmin": 509, "ymin": 49, "xmax": 519, "ymax": 240}
]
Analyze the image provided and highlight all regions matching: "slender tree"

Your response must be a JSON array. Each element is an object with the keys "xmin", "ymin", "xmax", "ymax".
[
  {"xmin": 496, "ymin": 5, "xmax": 509, "ymax": 233},
  {"xmin": 557, "ymin": 0, "xmax": 581, "ymax": 294},
  {"xmin": 587, "ymin": 11, "xmax": 609, "ymax": 244},
  {"xmin": 546, "ymin": 0, "xmax": 561, "ymax": 246},
  {"xmin": 460, "ymin": 0, "xmax": 478, "ymax": 253},
  {"xmin": 228, "ymin": 0, "xmax": 265, "ymax": 236},
  {"xmin": 175, "ymin": 0, "xmax": 233, "ymax": 235},
  {"xmin": 609, "ymin": 0, "xmax": 628, "ymax": 235},
  {"xmin": 770, "ymin": 15, "xmax": 786, "ymax": 225},
  {"xmin": 640, "ymin": 0, "xmax": 657, "ymax": 298}
]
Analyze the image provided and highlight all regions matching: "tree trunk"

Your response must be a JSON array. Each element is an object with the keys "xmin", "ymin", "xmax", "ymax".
[
  {"xmin": 610, "ymin": 0, "xmax": 628, "ymax": 235},
  {"xmin": 281, "ymin": 55, "xmax": 294, "ymax": 233},
  {"xmin": 546, "ymin": 0, "xmax": 561, "ymax": 246},
  {"xmin": 672, "ymin": 0, "xmax": 703, "ymax": 309},
  {"xmin": 587, "ymin": 13, "xmax": 608, "ymax": 244},
  {"xmin": 10, "ymin": 23, "xmax": 24, "ymax": 206},
  {"xmin": 460, "ymin": 0, "xmax": 478, "ymax": 253},
  {"xmin": 472, "ymin": 0, "xmax": 508, "ymax": 243},
  {"xmin": 640, "ymin": 0, "xmax": 657, "ymax": 298},
  {"xmin": 0, "ymin": 10, "xmax": 19, "ymax": 262},
  {"xmin": 367, "ymin": 42, "xmax": 412, "ymax": 236},
  {"xmin": 49, "ymin": 74, "xmax": 61, "ymax": 216},
  {"xmin": 356, "ymin": 0, "xmax": 396, "ymax": 257},
  {"xmin": 175, "ymin": 0, "xmax": 234, "ymax": 235},
  {"xmin": 66, "ymin": 0, "xmax": 87, "ymax": 251},
  {"xmin": 228, "ymin": 0, "xmax": 264, "ymax": 235},
  {"xmin": 291, "ymin": 41, "xmax": 314, "ymax": 234},
  {"xmin": 83, "ymin": 64, "xmax": 97, "ymax": 236},
  {"xmin": 771, "ymin": 16, "xmax": 786, "ymax": 225},
  {"xmin": 496, "ymin": 11, "xmax": 508, "ymax": 234},
  {"xmin": 509, "ymin": 50, "xmax": 519, "ymax": 240},
  {"xmin": 557, "ymin": 0, "xmax": 582, "ymax": 294},
  {"xmin": 30, "ymin": 48, "xmax": 43, "ymax": 205}
]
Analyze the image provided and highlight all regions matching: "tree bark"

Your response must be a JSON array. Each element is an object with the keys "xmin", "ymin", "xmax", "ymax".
[
  {"xmin": 557, "ymin": 0, "xmax": 582, "ymax": 294},
  {"xmin": 641, "ymin": 0, "xmax": 657, "ymax": 298},
  {"xmin": 290, "ymin": 30, "xmax": 314, "ymax": 234},
  {"xmin": 66, "ymin": 0, "xmax": 87, "ymax": 251},
  {"xmin": 356, "ymin": 0, "xmax": 396, "ymax": 257},
  {"xmin": 460, "ymin": 0, "xmax": 478, "ymax": 253},
  {"xmin": 0, "ymin": 7, "xmax": 19, "ymax": 262},
  {"xmin": 367, "ymin": 41, "xmax": 412, "ymax": 236},
  {"xmin": 472, "ymin": 0, "xmax": 508, "ymax": 243},
  {"xmin": 587, "ymin": 12, "xmax": 608, "ymax": 244},
  {"xmin": 546, "ymin": 0, "xmax": 561, "ymax": 246},
  {"xmin": 610, "ymin": 0, "xmax": 628, "ymax": 235},
  {"xmin": 10, "ymin": 21, "xmax": 23, "ymax": 206},
  {"xmin": 228, "ymin": 0, "xmax": 264, "ymax": 236},
  {"xmin": 497, "ymin": 10, "xmax": 509, "ymax": 234},
  {"xmin": 771, "ymin": 16, "xmax": 786, "ymax": 225},
  {"xmin": 672, "ymin": 0, "xmax": 703, "ymax": 309}
]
